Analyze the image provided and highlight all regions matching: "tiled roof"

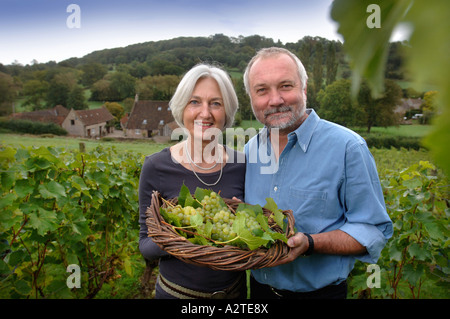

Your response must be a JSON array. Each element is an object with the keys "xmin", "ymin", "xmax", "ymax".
[
  {"xmin": 75, "ymin": 106, "xmax": 115, "ymax": 126},
  {"xmin": 11, "ymin": 105, "xmax": 69, "ymax": 126},
  {"xmin": 126, "ymin": 100, "xmax": 175, "ymax": 130}
]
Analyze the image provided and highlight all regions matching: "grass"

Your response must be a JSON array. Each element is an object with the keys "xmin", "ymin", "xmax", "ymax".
[
  {"xmin": 238, "ymin": 119, "xmax": 264, "ymax": 130},
  {"xmin": 353, "ymin": 124, "xmax": 432, "ymax": 138},
  {"xmin": 0, "ymin": 123, "xmax": 431, "ymax": 158},
  {"xmin": 0, "ymin": 133, "xmax": 172, "ymax": 156},
  {"xmin": 240, "ymin": 120, "xmax": 432, "ymax": 138}
]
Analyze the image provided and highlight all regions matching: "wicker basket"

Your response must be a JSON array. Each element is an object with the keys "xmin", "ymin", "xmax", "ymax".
[{"xmin": 145, "ymin": 191, "xmax": 296, "ymax": 271}]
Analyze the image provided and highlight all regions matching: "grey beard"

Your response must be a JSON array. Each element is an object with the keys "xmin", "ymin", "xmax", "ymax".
[{"xmin": 264, "ymin": 105, "xmax": 305, "ymax": 131}]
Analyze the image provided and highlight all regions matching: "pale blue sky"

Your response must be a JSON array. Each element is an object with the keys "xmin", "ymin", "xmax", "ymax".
[{"xmin": 0, "ymin": 0, "xmax": 342, "ymax": 65}]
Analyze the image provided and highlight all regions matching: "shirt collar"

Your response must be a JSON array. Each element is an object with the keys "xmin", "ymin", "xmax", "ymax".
[
  {"xmin": 288, "ymin": 108, "xmax": 319, "ymax": 153},
  {"xmin": 257, "ymin": 108, "xmax": 320, "ymax": 153}
]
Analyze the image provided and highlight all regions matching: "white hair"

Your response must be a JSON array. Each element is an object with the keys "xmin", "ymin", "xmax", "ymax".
[
  {"xmin": 243, "ymin": 47, "xmax": 308, "ymax": 95},
  {"xmin": 169, "ymin": 63, "xmax": 239, "ymax": 129}
]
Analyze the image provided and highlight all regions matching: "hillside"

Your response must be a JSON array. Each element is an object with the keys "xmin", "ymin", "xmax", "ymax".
[{"xmin": 0, "ymin": 33, "xmax": 409, "ymax": 119}]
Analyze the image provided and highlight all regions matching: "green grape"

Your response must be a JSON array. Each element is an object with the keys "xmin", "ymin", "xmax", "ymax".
[{"xmin": 161, "ymin": 186, "xmax": 288, "ymax": 250}]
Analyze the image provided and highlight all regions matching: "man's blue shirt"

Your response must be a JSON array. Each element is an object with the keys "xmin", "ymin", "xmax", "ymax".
[{"xmin": 244, "ymin": 109, "xmax": 393, "ymax": 292}]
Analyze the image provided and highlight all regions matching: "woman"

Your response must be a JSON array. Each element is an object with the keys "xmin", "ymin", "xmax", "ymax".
[{"xmin": 138, "ymin": 63, "xmax": 246, "ymax": 299}]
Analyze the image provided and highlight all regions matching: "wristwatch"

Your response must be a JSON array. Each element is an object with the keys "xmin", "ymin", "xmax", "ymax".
[{"xmin": 302, "ymin": 233, "xmax": 314, "ymax": 256}]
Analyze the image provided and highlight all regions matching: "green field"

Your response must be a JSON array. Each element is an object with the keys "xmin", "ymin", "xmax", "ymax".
[
  {"xmin": 240, "ymin": 120, "xmax": 432, "ymax": 138},
  {"xmin": 353, "ymin": 124, "xmax": 432, "ymax": 138},
  {"xmin": 0, "ymin": 124, "xmax": 436, "ymax": 175},
  {"xmin": 0, "ymin": 133, "xmax": 171, "ymax": 156}
]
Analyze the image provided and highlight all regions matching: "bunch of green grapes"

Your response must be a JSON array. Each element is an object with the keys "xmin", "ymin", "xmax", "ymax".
[
  {"xmin": 200, "ymin": 192, "xmax": 222, "ymax": 220},
  {"xmin": 165, "ymin": 192, "xmax": 240, "ymax": 242},
  {"xmin": 161, "ymin": 185, "xmax": 289, "ymax": 250},
  {"xmin": 165, "ymin": 204, "xmax": 201, "ymax": 226},
  {"xmin": 211, "ymin": 209, "xmax": 236, "ymax": 242},
  {"xmin": 163, "ymin": 190, "xmax": 273, "ymax": 249},
  {"xmin": 244, "ymin": 214, "xmax": 262, "ymax": 234}
]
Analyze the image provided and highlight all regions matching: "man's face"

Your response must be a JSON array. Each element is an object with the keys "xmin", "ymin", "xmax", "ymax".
[{"xmin": 247, "ymin": 54, "xmax": 307, "ymax": 133}]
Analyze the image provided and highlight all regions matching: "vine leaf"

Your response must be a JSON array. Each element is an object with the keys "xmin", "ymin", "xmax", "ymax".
[{"xmin": 232, "ymin": 212, "xmax": 272, "ymax": 250}]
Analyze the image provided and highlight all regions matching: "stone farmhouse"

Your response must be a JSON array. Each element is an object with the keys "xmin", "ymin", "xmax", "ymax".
[
  {"xmin": 395, "ymin": 98, "xmax": 423, "ymax": 116},
  {"xmin": 11, "ymin": 105, "xmax": 115, "ymax": 138},
  {"xmin": 124, "ymin": 97, "xmax": 179, "ymax": 139},
  {"xmin": 394, "ymin": 98, "xmax": 423, "ymax": 123},
  {"xmin": 11, "ymin": 105, "xmax": 70, "ymax": 126},
  {"xmin": 62, "ymin": 107, "xmax": 115, "ymax": 138}
]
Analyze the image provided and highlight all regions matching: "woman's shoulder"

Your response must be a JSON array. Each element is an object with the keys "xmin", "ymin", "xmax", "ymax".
[{"xmin": 143, "ymin": 147, "xmax": 171, "ymax": 168}]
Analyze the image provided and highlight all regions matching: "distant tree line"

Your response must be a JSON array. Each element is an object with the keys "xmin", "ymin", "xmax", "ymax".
[{"xmin": 1, "ymin": 33, "xmax": 424, "ymax": 130}]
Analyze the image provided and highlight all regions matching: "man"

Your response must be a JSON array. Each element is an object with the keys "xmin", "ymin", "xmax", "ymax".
[{"xmin": 243, "ymin": 47, "xmax": 393, "ymax": 299}]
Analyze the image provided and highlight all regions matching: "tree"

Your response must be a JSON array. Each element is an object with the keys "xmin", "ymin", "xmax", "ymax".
[
  {"xmin": 358, "ymin": 79, "xmax": 402, "ymax": 132},
  {"xmin": 298, "ymin": 39, "xmax": 313, "ymax": 72},
  {"xmin": 331, "ymin": 0, "xmax": 450, "ymax": 175},
  {"xmin": 0, "ymin": 72, "xmax": 19, "ymax": 115},
  {"xmin": 46, "ymin": 71, "xmax": 79, "ymax": 107},
  {"xmin": 122, "ymin": 97, "xmax": 135, "ymax": 114},
  {"xmin": 46, "ymin": 81, "xmax": 70, "ymax": 107},
  {"xmin": 90, "ymin": 78, "xmax": 111, "ymax": 101},
  {"xmin": 233, "ymin": 77, "xmax": 252, "ymax": 121},
  {"xmin": 317, "ymin": 79, "xmax": 364, "ymax": 127},
  {"xmin": 22, "ymin": 79, "xmax": 49, "ymax": 110},
  {"xmin": 326, "ymin": 42, "xmax": 338, "ymax": 85},
  {"xmin": 136, "ymin": 75, "xmax": 178, "ymax": 100},
  {"xmin": 90, "ymin": 72, "xmax": 136, "ymax": 101},
  {"xmin": 80, "ymin": 63, "xmax": 107, "ymax": 87},
  {"xmin": 67, "ymin": 86, "xmax": 88, "ymax": 110},
  {"xmin": 109, "ymin": 72, "xmax": 136, "ymax": 101},
  {"xmin": 422, "ymin": 91, "xmax": 438, "ymax": 113},
  {"xmin": 104, "ymin": 102, "xmax": 124, "ymax": 128},
  {"xmin": 420, "ymin": 90, "xmax": 438, "ymax": 124},
  {"xmin": 312, "ymin": 41, "xmax": 324, "ymax": 93}
]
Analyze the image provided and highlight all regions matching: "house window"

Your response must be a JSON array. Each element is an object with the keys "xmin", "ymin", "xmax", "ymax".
[
  {"xmin": 135, "ymin": 129, "xmax": 141, "ymax": 135},
  {"xmin": 142, "ymin": 119, "xmax": 147, "ymax": 125},
  {"xmin": 157, "ymin": 106, "xmax": 162, "ymax": 111},
  {"xmin": 159, "ymin": 120, "xmax": 164, "ymax": 125},
  {"xmin": 71, "ymin": 120, "xmax": 75, "ymax": 125}
]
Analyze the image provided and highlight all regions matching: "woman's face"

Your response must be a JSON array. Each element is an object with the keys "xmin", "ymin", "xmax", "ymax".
[{"xmin": 183, "ymin": 77, "xmax": 226, "ymax": 143}]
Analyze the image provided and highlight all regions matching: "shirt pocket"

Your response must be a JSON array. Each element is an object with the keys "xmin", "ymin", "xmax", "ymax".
[{"xmin": 288, "ymin": 187, "xmax": 327, "ymax": 234}]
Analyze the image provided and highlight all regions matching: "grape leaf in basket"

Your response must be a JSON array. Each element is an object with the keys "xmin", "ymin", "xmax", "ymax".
[
  {"xmin": 264, "ymin": 197, "xmax": 285, "ymax": 229},
  {"xmin": 256, "ymin": 213, "xmax": 288, "ymax": 244},
  {"xmin": 236, "ymin": 202, "xmax": 263, "ymax": 217},
  {"xmin": 189, "ymin": 218, "xmax": 213, "ymax": 246},
  {"xmin": 189, "ymin": 212, "xmax": 203, "ymax": 228},
  {"xmin": 178, "ymin": 183, "xmax": 201, "ymax": 208},
  {"xmin": 160, "ymin": 207, "xmax": 182, "ymax": 227},
  {"xmin": 194, "ymin": 187, "xmax": 227, "ymax": 208},
  {"xmin": 232, "ymin": 212, "xmax": 273, "ymax": 250}
]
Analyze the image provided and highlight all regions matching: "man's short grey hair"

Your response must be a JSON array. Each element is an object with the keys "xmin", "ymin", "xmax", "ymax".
[
  {"xmin": 170, "ymin": 63, "xmax": 239, "ymax": 129},
  {"xmin": 243, "ymin": 47, "xmax": 308, "ymax": 95}
]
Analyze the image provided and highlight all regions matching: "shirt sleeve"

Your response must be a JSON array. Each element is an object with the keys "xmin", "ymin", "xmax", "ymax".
[
  {"xmin": 138, "ymin": 155, "xmax": 170, "ymax": 261},
  {"xmin": 338, "ymin": 141, "xmax": 393, "ymax": 263}
]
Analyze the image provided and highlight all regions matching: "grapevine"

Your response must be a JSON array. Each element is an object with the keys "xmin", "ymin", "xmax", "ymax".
[{"xmin": 159, "ymin": 184, "xmax": 289, "ymax": 250}]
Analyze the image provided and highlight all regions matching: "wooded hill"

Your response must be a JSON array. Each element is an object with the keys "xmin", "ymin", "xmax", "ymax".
[{"xmin": 0, "ymin": 33, "xmax": 412, "ymax": 125}]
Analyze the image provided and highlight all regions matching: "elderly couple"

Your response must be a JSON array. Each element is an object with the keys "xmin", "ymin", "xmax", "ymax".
[{"xmin": 138, "ymin": 47, "xmax": 393, "ymax": 299}]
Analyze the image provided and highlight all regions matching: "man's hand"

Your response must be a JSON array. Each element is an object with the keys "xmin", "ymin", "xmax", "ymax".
[
  {"xmin": 269, "ymin": 230, "xmax": 367, "ymax": 267},
  {"xmin": 270, "ymin": 232, "xmax": 310, "ymax": 267}
]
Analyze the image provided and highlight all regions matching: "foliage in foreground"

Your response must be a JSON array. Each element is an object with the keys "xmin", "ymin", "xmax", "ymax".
[
  {"xmin": 0, "ymin": 145, "xmax": 448, "ymax": 298},
  {"xmin": 349, "ymin": 161, "xmax": 449, "ymax": 298},
  {"xmin": 0, "ymin": 145, "xmax": 142, "ymax": 298}
]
